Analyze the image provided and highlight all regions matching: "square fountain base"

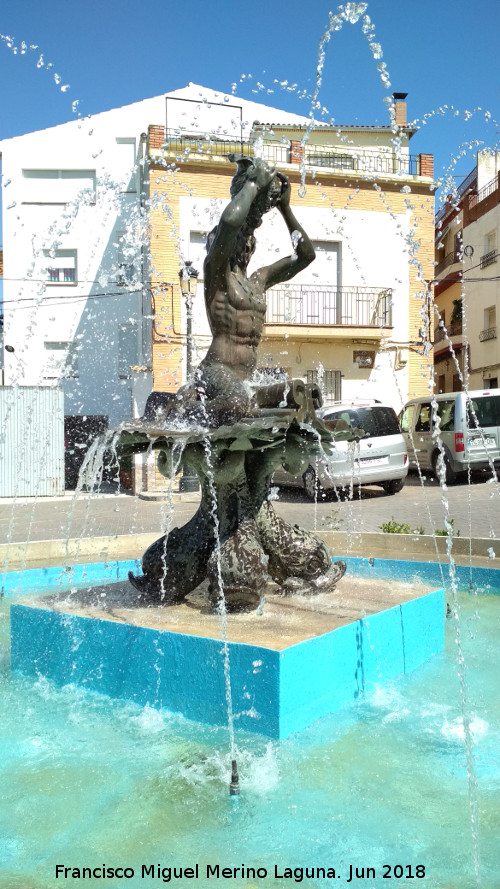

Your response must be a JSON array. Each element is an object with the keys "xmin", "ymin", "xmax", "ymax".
[{"xmin": 10, "ymin": 562, "xmax": 444, "ymax": 738}]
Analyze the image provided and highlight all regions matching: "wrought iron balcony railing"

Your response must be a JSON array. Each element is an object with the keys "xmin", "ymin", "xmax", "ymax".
[
  {"xmin": 265, "ymin": 283, "xmax": 393, "ymax": 327},
  {"xmin": 158, "ymin": 130, "xmax": 421, "ymax": 177},
  {"xmin": 480, "ymin": 249, "xmax": 497, "ymax": 269},
  {"xmin": 434, "ymin": 250, "xmax": 461, "ymax": 277},
  {"xmin": 434, "ymin": 320, "xmax": 463, "ymax": 343},
  {"xmin": 470, "ymin": 175, "xmax": 498, "ymax": 208},
  {"xmin": 435, "ymin": 167, "xmax": 477, "ymax": 225},
  {"xmin": 479, "ymin": 326, "xmax": 497, "ymax": 342}
]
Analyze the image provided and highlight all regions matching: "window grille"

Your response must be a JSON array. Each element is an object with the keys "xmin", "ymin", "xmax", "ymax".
[{"xmin": 306, "ymin": 369, "xmax": 341, "ymax": 401}]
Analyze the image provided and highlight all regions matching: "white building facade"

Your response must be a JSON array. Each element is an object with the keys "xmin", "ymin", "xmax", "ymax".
[{"xmin": 1, "ymin": 84, "xmax": 434, "ymax": 440}]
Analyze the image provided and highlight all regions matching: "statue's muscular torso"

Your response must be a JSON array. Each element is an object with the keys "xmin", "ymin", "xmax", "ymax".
[{"xmin": 202, "ymin": 267, "xmax": 267, "ymax": 380}]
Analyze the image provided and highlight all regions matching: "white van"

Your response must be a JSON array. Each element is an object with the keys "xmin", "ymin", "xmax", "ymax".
[{"xmin": 399, "ymin": 389, "xmax": 500, "ymax": 483}]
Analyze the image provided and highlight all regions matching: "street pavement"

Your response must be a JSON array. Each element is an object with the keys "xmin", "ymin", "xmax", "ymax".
[{"xmin": 0, "ymin": 469, "xmax": 498, "ymax": 549}]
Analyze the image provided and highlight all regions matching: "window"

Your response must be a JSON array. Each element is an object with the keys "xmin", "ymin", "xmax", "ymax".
[
  {"xmin": 485, "ymin": 306, "xmax": 496, "ymax": 329},
  {"xmin": 481, "ymin": 231, "xmax": 497, "ymax": 268},
  {"xmin": 43, "ymin": 341, "xmax": 78, "ymax": 379},
  {"xmin": 415, "ymin": 404, "xmax": 431, "ymax": 432},
  {"xmin": 323, "ymin": 406, "xmax": 400, "ymax": 438},
  {"xmin": 486, "ymin": 230, "xmax": 496, "ymax": 253},
  {"xmin": 23, "ymin": 170, "xmax": 96, "ymax": 204},
  {"xmin": 436, "ymin": 400, "xmax": 455, "ymax": 431},
  {"xmin": 483, "ymin": 377, "xmax": 498, "ymax": 390},
  {"xmin": 188, "ymin": 231, "xmax": 208, "ymax": 281},
  {"xmin": 399, "ymin": 403, "xmax": 416, "ymax": 433},
  {"xmin": 306, "ymin": 368, "xmax": 341, "ymax": 401},
  {"xmin": 467, "ymin": 395, "xmax": 500, "ymax": 428},
  {"xmin": 43, "ymin": 250, "xmax": 77, "ymax": 285},
  {"xmin": 308, "ymin": 153, "xmax": 355, "ymax": 170}
]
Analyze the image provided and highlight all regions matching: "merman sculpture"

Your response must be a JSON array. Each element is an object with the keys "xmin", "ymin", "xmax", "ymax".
[{"xmin": 118, "ymin": 157, "xmax": 359, "ymax": 611}]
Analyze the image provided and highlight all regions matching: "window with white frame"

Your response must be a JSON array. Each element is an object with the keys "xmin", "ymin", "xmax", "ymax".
[
  {"xmin": 43, "ymin": 341, "xmax": 78, "ymax": 379},
  {"xmin": 484, "ymin": 305, "xmax": 496, "ymax": 329},
  {"xmin": 486, "ymin": 230, "xmax": 496, "ymax": 253},
  {"xmin": 43, "ymin": 249, "xmax": 77, "ymax": 285},
  {"xmin": 481, "ymin": 230, "xmax": 497, "ymax": 268},
  {"xmin": 23, "ymin": 170, "xmax": 96, "ymax": 204}
]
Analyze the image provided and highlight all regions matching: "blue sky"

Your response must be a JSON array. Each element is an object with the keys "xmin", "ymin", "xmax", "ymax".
[{"xmin": 0, "ymin": 0, "xmax": 498, "ymax": 197}]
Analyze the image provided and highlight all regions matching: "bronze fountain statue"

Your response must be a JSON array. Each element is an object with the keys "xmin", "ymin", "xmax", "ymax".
[{"xmin": 116, "ymin": 156, "xmax": 359, "ymax": 612}]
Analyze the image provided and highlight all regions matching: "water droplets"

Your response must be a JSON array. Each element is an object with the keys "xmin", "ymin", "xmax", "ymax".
[
  {"xmin": 342, "ymin": 2, "xmax": 368, "ymax": 24},
  {"xmin": 376, "ymin": 61, "xmax": 391, "ymax": 89}
]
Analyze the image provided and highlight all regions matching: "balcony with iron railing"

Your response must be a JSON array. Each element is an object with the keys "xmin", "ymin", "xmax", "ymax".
[
  {"xmin": 435, "ymin": 167, "xmax": 477, "ymax": 226},
  {"xmin": 479, "ymin": 326, "xmax": 497, "ymax": 342},
  {"xmin": 434, "ymin": 250, "xmax": 461, "ymax": 277},
  {"xmin": 434, "ymin": 320, "xmax": 463, "ymax": 344},
  {"xmin": 472, "ymin": 175, "xmax": 498, "ymax": 206},
  {"xmin": 464, "ymin": 172, "xmax": 500, "ymax": 225},
  {"xmin": 150, "ymin": 128, "xmax": 426, "ymax": 178},
  {"xmin": 480, "ymin": 249, "xmax": 497, "ymax": 269},
  {"xmin": 265, "ymin": 283, "xmax": 393, "ymax": 328}
]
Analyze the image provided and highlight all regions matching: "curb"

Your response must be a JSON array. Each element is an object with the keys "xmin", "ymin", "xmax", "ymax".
[
  {"xmin": 1, "ymin": 531, "xmax": 498, "ymax": 572},
  {"xmin": 315, "ymin": 530, "xmax": 498, "ymax": 562}
]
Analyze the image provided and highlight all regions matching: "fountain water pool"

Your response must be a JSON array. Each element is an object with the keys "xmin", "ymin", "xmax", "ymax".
[
  {"xmin": 8, "ymin": 556, "xmax": 445, "ymax": 738},
  {"xmin": 1, "ymin": 562, "xmax": 499, "ymax": 888}
]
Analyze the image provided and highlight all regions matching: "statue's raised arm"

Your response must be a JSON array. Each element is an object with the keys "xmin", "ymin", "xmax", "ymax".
[
  {"xmin": 203, "ymin": 157, "xmax": 278, "ymax": 301},
  {"xmin": 251, "ymin": 173, "xmax": 316, "ymax": 291}
]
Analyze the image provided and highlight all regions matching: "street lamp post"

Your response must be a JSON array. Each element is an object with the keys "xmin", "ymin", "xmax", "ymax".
[{"xmin": 178, "ymin": 261, "xmax": 200, "ymax": 493}]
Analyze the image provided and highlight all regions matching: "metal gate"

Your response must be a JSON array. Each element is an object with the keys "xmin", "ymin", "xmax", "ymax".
[{"xmin": 0, "ymin": 387, "xmax": 65, "ymax": 497}]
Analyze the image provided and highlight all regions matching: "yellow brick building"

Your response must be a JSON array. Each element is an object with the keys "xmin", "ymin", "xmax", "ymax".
[{"xmin": 144, "ymin": 90, "xmax": 435, "ymax": 409}]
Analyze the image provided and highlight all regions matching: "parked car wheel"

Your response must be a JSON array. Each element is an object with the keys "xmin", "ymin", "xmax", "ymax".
[
  {"xmin": 432, "ymin": 450, "xmax": 456, "ymax": 485},
  {"xmin": 381, "ymin": 478, "xmax": 404, "ymax": 495},
  {"xmin": 303, "ymin": 466, "xmax": 322, "ymax": 501}
]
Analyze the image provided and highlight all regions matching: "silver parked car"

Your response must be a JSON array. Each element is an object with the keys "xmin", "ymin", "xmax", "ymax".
[
  {"xmin": 399, "ymin": 388, "xmax": 500, "ymax": 484},
  {"xmin": 273, "ymin": 402, "xmax": 409, "ymax": 500}
]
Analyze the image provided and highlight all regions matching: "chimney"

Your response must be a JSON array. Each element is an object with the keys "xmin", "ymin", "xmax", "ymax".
[{"xmin": 392, "ymin": 92, "xmax": 408, "ymax": 127}]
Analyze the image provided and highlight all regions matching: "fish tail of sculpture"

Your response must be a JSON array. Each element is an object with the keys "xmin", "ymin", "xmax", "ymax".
[{"xmin": 256, "ymin": 500, "xmax": 343, "ymax": 593}]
